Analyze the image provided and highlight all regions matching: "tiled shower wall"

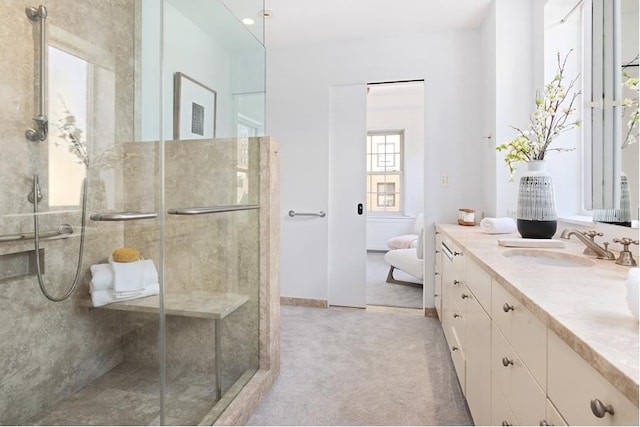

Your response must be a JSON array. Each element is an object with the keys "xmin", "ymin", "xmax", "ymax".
[
  {"xmin": 122, "ymin": 138, "xmax": 261, "ymax": 393},
  {"xmin": 0, "ymin": 1, "xmax": 136, "ymax": 423}
]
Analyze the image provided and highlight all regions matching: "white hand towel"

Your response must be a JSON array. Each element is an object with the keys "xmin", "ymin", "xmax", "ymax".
[
  {"xmin": 90, "ymin": 283, "xmax": 160, "ymax": 307},
  {"xmin": 90, "ymin": 260, "xmax": 158, "ymax": 292},
  {"xmin": 109, "ymin": 257, "xmax": 145, "ymax": 293},
  {"xmin": 90, "ymin": 264, "xmax": 113, "ymax": 292},
  {"xmin": 480, "ymin": 217, "xmax": 517, "ymax": 234}
]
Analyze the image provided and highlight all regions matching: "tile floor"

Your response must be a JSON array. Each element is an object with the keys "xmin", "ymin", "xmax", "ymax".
[{"xmin": 28, "ymin": 362, "xmax": 217, "ymax": 426}]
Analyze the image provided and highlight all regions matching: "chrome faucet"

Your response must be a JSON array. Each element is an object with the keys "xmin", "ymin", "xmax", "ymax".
[{"xmin": 560, "ymin": 229, "xmax": 616, "ymax": 260}]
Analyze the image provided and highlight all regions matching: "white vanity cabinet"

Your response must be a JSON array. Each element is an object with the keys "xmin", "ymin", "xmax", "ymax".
[
  {"xmin": 434, "ymin": 224, "xmax": 639, "ymax": 427},
  {"xmin": 434, "ymin": 232, "xmax": 443, "ymax": 318},
  {"xmin": 548, "ymin": 331, "xmax": 638, "ymax": 426},
  {"xmin": 440, "ymin": 236, "xmax": 492, "ymax": 425}
]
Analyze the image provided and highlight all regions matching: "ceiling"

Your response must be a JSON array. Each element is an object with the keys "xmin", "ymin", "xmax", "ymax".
[{"xmin": 262, "ymin": 0, "xmax": 494, "ymax": 48}]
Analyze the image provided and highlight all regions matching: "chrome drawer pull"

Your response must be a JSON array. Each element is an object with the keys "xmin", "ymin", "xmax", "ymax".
[
  {"xmin": 451, "ymin": 346, "xmax": 459, "ymax": 351},
  {"xmin": 453, "ymin": 251, "xmax": 462, "ymax": 256},
  {"xmin": 453, "ymin": 313, "xmax": 462, "ymax": 319},
  {"xmin": 502, "ymin": 357, "xmax": 514, "ymax": 367},
  {"xmin": 501, "ymin": 421, "xmax": 512, "ymax": 426},
  {"xmin": 503, "ymin": 303, "xmax": 515, "ymax": 312},
  {"xmin": 461, "ymin": 294, "xmax": 470, "ymax": 299},
  {"xmin": 453, "ymin": 280, "xmax": 461, "ymax": 285},
  {"xmin": 590, "ymin": 398, "xmax": 614, "ymax": 418},
  {"xmin": 539, "ymin": 420, "xmax": 552, "ymax": 426}
]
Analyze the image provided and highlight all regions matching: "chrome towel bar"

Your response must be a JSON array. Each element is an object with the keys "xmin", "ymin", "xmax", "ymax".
[
  {"xmin": 0, "ymin": 224, "xmax": 73, "ymax": 243},
  {"xmin": 90, "ymin": 212, "xmax": 158, "ymax": 221},
  {"xmin": 288, "ymin": 210, "xmax": 326, "ymax": 218},
  {"xmin": 167, "ymin": 205, "xmax": 260, "ymax": 215}
]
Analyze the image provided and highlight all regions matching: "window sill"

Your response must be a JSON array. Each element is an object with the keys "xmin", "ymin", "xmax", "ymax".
[{"xmin": 557, "ymin": 215, "xmax": 594, "ymax": 227}]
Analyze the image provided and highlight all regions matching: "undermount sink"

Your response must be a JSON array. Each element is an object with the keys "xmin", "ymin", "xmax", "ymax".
[{"xmin": 501, "ymin": 249, "xmax": 595, "ymax": 267}]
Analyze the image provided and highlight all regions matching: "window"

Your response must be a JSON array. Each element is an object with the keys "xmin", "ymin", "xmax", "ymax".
[{"xmin": 366, "ymin": 131, "xmax": 403, "ymax": 213}]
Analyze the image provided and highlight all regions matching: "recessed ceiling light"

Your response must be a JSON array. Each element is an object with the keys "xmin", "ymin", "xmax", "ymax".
[{"xmin": 242, "ymin": 17, "xmax": 255, "ymax": 25}]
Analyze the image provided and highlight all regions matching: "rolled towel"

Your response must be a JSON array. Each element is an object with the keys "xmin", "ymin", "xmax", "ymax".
[
  {"xmin": 90, "ymin": 260, "xmax": 158, "ymax": 292},
  {"xmin": 90, "ymin": 283, "xmax": 160, "ymax": 307},
  {"xmin": 480, "ymin": 217, "xmax": 517, "ymax": 234}
]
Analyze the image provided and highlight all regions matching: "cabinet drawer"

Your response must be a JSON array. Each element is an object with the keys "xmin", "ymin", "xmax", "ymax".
[
  {"xmin": 449, "ymin": 326, "xmax": 466, "ymax": 393},
  {"xmin": 548, "ymin": 331, "xmax": 639, "ymax": 426},
  {"xmin": 544, "ymin": 398, "xmax": 568, "ymax": 426},
  {"xmin": 492, "ymin": 323, "xmax": 546, "ymax": 425},
  {"xmin": 442, "ymin": 236, "xmax": 465, "ymax": 275},
  {"xmin": 492, "ymin": 281, "xmax": 547, "ymax": 389},
  {"xmin": 465, "ymin": 295, "xmax": 491, "ymax": 426},
  {"xmin": 491, "ymin": 382, "xmax": 519, "ymax": 426},
  {"xmin": 466, "ymin": 257, "xmax": 491, "ymax": 314}
]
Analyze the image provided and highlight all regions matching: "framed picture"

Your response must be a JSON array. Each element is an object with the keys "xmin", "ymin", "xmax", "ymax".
[{"xmin": 173, "ymin": 72, "xmax": 217, "ymax": 140}]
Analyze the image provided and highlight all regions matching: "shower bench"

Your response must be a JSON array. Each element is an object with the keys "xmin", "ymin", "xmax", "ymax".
[{"xmin": 82, "ymin": 290, "xmax": 248, "ymax": 399}]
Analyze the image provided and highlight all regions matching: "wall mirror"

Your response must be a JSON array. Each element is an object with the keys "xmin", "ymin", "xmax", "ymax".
[{"xmin": 589, "ymin": 0, "xmax": 639, "ymax": 227}]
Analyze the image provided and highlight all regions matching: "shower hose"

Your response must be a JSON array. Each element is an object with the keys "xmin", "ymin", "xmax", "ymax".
[{"xmin": 32, "ymin": 174, "xmax": 88, "ymax": 301}]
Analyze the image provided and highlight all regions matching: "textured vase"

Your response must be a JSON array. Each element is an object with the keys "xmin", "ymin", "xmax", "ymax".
[{"xmin": 516, "ymin": 160, "xmax": 557, "ymax": 239}]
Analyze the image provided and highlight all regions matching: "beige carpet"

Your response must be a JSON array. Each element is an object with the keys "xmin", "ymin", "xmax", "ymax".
[{"xmin": 247, "ymin": 305, "xmax": 472, "ymax": 426}]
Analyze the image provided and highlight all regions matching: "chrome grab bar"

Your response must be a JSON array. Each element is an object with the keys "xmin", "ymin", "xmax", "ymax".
[
  {"xmin": 90, "ymin": 212, "xmax": 158, "ymax": 221},
  {"xmin": 0, "ymin": 224, "xmax": 73, "ymax": 243},
  {"xmin": 288, "ymin": 210, "xmax": 326, "ymax": 218},
  {"xmin": 25, "ymin": 5, "xmax": 48, "ymax": 142},
  {"xmin": 167, "ymin": 205, "xmax": 260, "ymax": 215}
]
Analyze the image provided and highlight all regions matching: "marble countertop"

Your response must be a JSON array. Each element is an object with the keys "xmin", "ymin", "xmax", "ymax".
[{"xmin": 435, "ymin": 223, "xmax": 639, "ymax": 405}]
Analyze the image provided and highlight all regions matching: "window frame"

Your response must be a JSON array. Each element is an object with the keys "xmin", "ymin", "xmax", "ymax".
[{"xmin": 366, "ymin": 130, "xmax": 405, "ymax": 215}]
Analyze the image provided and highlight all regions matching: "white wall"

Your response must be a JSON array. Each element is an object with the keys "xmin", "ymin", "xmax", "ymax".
[
  {"xmin": 141, "ymin": 2, "xmax": 233, "ymax": 141},
  {"xmin": 493, "ymin": 0, "xmax": 544, "ymax": 218},
  {"xmin": 268, "ymin": 32, "xmax": 485, "ymax": 304},
  {"xmin": 366, "ymin": 83, "xmax": 424, "ymax": 250}
]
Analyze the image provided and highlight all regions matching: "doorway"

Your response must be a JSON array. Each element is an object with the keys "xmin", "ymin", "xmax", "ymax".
[{"xmin": 365, "ymin": 81, "xmax": 425, "ymax": 309}]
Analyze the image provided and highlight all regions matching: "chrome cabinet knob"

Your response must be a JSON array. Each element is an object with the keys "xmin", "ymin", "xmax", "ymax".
[
  {"xmin": 539, "ymin": 420, "xmax": 552, "ymax": 426},
  {"xmin": 454, "ymin": 251, "xmax": 462, "ymax": 256},
  {"xmin": 503, "ymin": 303, "xmax": 515, "ymax": 312},
  {"xmin": 502, "ymin": 357, "xmax": 514, "ymax": 367},
  {"xmin": 451, "ymin": 346, "xmax": 459, "ymax": 351},
  {"xmin": 453, "ymin": 280, "xmax": 461, "ymax": 285},
  {"xmin": 590, "ymin": 398, "xmax": 614, "ymax": 418},
  {"xmin": 461, "ymin": 294, "xmax": 470, "ymax": 299},
  {"xmin": 501, "ymin": 421, "xmax": 512, "ymax": 426},
  {"xmin": 434, "ymin": 293, "xmax": 439, "ymax": 297},
  {"xmin": 453, "ymin": 313, "xmax": 462, "ymax": 318}
]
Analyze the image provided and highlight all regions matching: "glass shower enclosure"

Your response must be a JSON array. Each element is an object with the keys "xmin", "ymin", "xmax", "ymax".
[{"xmin": 0, "ymin": 0, "xmax": 265, "ymax": 424}]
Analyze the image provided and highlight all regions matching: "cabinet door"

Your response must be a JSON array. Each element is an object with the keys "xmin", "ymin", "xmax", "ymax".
[
  {"xmin": 491, "ymin": 280, "xmax": 547, "ymax": 389},
  {"xmin": 548, "ymin": 331, "xmax": 639, "ymax": 426},
  {"xmin": 492, "ymin": 323, "xmax": 546, "ymax": 425},
  {"xmin": 465, "ymin": 293, "xmax": 491, "ymax": 426},
  {"xmin": 544, "ymin": 398, "xmax": 568, "ymax": 426},
  {"xmin": 434, "ymin": 233, "xmax": 442, "ymax": 318}
]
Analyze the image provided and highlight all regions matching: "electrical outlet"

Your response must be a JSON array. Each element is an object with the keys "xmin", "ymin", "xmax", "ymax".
[
  {"xmin": 440, "ymin": 174, "xmax": 449, "ymax": 187},
  {"xmin": 506, "ymin": 209, "xmax": 517, "ymax": 218}
]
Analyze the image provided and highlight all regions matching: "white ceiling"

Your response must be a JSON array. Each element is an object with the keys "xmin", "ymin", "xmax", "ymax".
[{"xmin": 262, "ymin": 0, "xmax": 494, "ymax": 48}]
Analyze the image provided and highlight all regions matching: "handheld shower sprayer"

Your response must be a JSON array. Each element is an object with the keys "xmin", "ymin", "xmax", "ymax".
[{"xmin": 27, "ymin": 174, "xmax": 43, "ymax": 204}]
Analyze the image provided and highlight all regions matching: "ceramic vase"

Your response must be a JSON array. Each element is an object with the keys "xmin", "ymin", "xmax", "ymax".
[{"xmin": 516, "ymin": 160, "xmax": 557, "ymax": 239}]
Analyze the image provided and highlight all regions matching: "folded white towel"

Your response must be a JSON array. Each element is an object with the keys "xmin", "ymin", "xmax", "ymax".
[
  {"xmin": 90, "ymin": 260, "xmax": 158, "ymax": 292},
  {"xmin": 480, "ymin": 217, "xmax": 517, "ymax": 234},
  {"xmin": 90, "ymin": 283, "xmax": 160, "ymax": 307},
  {"xmin": 108, "ymin": 257, "xmax": 145, "ymax": 294},
  {"xmin": 90, "ymin": 264, "xmax": 113, "ymax": 292}
]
